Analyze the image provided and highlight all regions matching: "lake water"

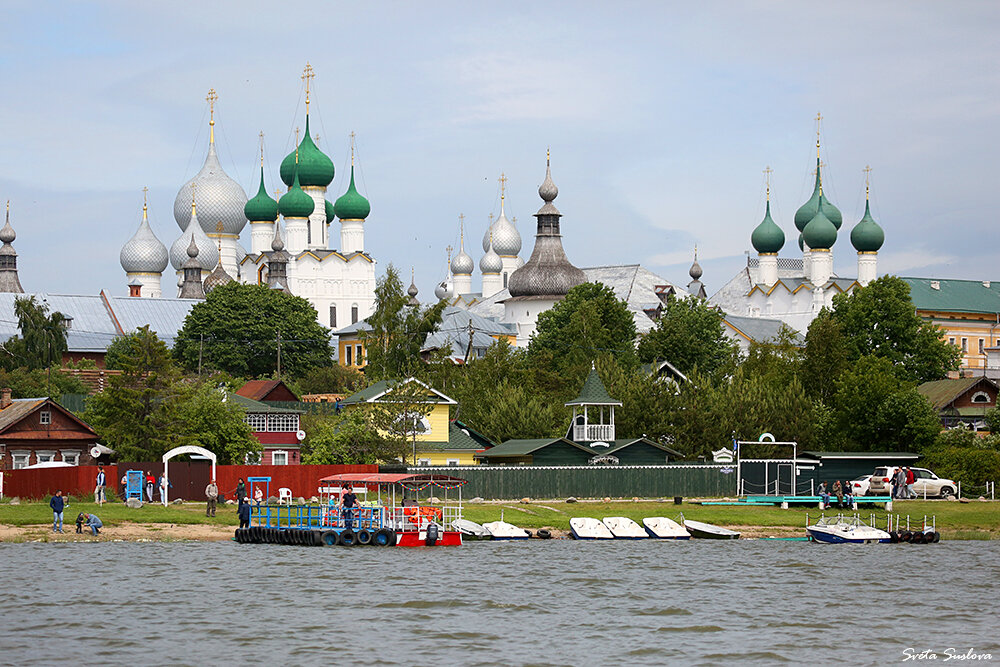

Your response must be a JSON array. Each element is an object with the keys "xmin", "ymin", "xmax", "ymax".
[{"xmin": 1, "ymin": 539, "xmax": 998, "ymax": 665}]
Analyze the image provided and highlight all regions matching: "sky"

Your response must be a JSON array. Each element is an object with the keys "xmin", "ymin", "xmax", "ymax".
[{"xmin": 1, "ymin": 1, "xmax": 998, "ymax": 301}]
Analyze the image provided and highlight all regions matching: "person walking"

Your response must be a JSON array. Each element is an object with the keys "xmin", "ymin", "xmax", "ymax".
[
  {"xmin": 238, "ymin": 498, "xmax": 251, "ymax": 529},
  {"xmin": 158, "ymin": 473, "xmax": 172, "ymax": 506},
  {"xmin": 236, "ymin": 478, "xmax": 246, "ymax": 509},
  {"xmin": 905, "ymin": 467, "xmax": 916, "ymax": 499},
  {"xmin": 94, "ymin": 466, "xmax": 106, "ymax": 506},
  {"xmin": 205, "ymin": 479, "xmax": 219, "ymax": 517},
  {"xmin": 895, "ymin": 467, "xmax": 907, "ymax": 499},
  {"xmin": 50, "ymin": 490, "xmax": 65, "ymax": 533}
]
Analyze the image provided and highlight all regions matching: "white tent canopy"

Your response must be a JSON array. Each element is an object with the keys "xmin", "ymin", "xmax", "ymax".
[{"xmin": 162, "ymin": 445, "xmax": 217, "ymax": 505}]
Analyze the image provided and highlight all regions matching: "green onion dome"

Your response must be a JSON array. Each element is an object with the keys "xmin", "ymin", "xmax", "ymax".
[
  {"xmin": 324, "ymin": 199, "xmax": 335, "ymax": 223},
  {"xmin": 279, "ymin": 115, "xmax": 334, "ymax": 188},
  {"xmin": 278, "ymin": 165, "xmax": 315, "ymax": 219},
  {"xmin": 334, "ymin": 166, "xmax": 371, "ymax": 220},
  {"xmin": 850, "ymin": 200, "xmax": 884, "ymax": 252},
  {"xmin": 794, "ymin": 159, "xmax": 843, "ymax": 231},
  {"xmin": 750, "ymin": 201, "xmax": 785, "ymax": 254},
  {"xmin": 802, "ymin": 194, "xmax": 838, "ymax": 250},
  {"xmin": 244, "ymin": 167, "xmax": 279, "ymax": 222},
  {"xmin": 798, "ymin": 233, "xmax": 804, "ymax": 252}
]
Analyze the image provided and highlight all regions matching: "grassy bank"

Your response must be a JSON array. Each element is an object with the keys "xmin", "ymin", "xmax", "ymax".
[{"xmin": 1, "ymin": 498, "xmax": 996, "ymax": 540}]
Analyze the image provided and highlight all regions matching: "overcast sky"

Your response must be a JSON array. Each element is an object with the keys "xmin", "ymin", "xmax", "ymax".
[{"xmin": 1, "ymin": 2, "xmax": 997, "ymax": 301}]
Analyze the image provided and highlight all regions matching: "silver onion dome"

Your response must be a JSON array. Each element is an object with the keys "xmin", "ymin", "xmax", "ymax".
[
  {"xmin": 0, "ymin": 217, "xmax": 15, "ymax": 244},
  {"xmin": 173, "ymin": 142, "xmax": 248, "ymax": 236},
  {"xmin": 451, "ymin": 247, "xmax": 474, "ymax": 275},
  {"xmin": 433, "ymin": 281, "xmax": 448, "ymax": 300},
  {"xmin": 170, "ymin": 207, "xmax": 219, "ymax": 271},
  {"xmin": 484, "ymin": 202, "xmax": 521, "ymax": 257},
  {"xmin": 121, "ymin": 205, "xmax": 168, "ymax": 274},
  {"xmin": 480, "ymin": 238, "xmax": 503, "ymax": 274}
]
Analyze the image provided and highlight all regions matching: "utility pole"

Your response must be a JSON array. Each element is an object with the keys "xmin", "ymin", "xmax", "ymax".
[
  {"xmin": 276, "ymin": 330, "xmax": 282, "ymax": 379},
  {"xmin": 464, "ymin": 320, "xmax": 474, "ymax": 364}
]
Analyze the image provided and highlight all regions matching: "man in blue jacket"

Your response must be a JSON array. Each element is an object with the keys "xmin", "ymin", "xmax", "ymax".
[
  {"xmin": 49, "ymin": 490, "xmax": 65, "ymax": 533},
  {"xmin": 79, "ymin": 513, "xmax": 102, "ymax": 536}
]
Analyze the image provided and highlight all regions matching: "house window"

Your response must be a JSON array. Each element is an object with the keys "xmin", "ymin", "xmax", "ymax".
[
  {"xmin": 267, "ymin": 414, "xmax": 299, "ymax": 432},
  {"xmin": 36, "ymin": 451, "xmax": 55, "ymax": 464},
  {"xmin": 356, "ymin": 345, "xmax": 363, "ymax": 365},
  {"xmin": 351, "ymin": 305, "xmax": 359, "ymax": 324},
  {"xmin": 329, "ymin": 305, "xmax": 337, "ymax": 328},
  {"xmin": 11, "ymin": 451, "xmax": 30, "ymax": 469},
  {"xmin": 446, "ymin": 459, "xmax": 460, "ymax": 466},
  {"xmin": 962, "ymin": 338, "xmax": 968, "ymax": 353},
  {"xmin": 244, "ymin": 413, "xmax": 268, "ymax": 432},
  {"xmin": 949, "ymin": 337, "xmax": 956, "ymax": 346},
  {"xmin": 418, "ymin": 458, "xmax": 431, "ymax": 467},
  {"xmin": 40, "ymin": 411, "xmax": 51, "ymax": 425},
  {"xmin": 61, "ymin": 450, "xmax": 81, "ymax": 465},
  {"xmin": 979, "ymin": 339, "xmax": 985, "ymax": 354},
  {"xmin": 272, "ymin": 450, "xmax": 288, "ymax": 466},
  {"xmin": 345, "ymin": 345, "xmax": 353, "ymax": 366},
  {"xmin": 971, "ymin": 391, "xmax": 991, "ymax": 404}
]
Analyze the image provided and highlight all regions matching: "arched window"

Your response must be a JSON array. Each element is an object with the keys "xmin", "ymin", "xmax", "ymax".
[{"xmin": 970, "ymin": 391, "xmax": 991, "ymax": 404}]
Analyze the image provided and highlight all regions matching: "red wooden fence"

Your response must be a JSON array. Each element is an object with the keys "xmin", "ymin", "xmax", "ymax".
[{"xmin": 1, "ymin": 464, "xmax": 378, "ymax": 500}]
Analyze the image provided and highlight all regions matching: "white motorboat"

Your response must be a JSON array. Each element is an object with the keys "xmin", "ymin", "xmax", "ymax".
[
  {"xmin": 642, "ymin": 517, "xmax": 691, "ymax": 539},
  {"xmin": 807, "ymin": 515, "xmax": 891, "ymax": 544},
  {"xmin": 482, "ymin": 521, "xmax": 530, "ymax": 540},
  {"xmin": 683, "ymin": 519, "xmax": 740, "ymax": 540},
  {"xmin": 569, "ymin": 517, "xmax": 614, "ymax": 539},
  {"xmin": 602, "ymin": 517, "xmax": 648, "ymax": 539},
  {"xmin": 451, "ymin": 519, "xmax": 492, "ymax": 540}
]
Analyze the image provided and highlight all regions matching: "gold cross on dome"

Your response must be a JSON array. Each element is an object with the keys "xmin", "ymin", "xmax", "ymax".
[
  {"xmin": 142, "ymin": 186, "xmax": 149, "ymax": 206},
  {"xmin": 864, "ymin": 165, "xmax": 872, "ymax": 197},
  {"xmin": 350, "ymin": 131, "xmax": 356, "ymax": 165},
  {"xmin": 302, "ymin": 63, "xmax": 314, "ymax": 109},
  {"xmin": 499, "ymin": 173, "xmax": 507, "ymax": 199},
  {"xmin": 763, "ymin": 166, "xmax": 772, "ymax": 200},
  {"xmin": 206, "ymin": 88, "xmax": 218, "ymax": 142}
]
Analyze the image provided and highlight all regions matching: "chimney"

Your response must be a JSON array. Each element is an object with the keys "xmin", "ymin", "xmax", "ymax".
[
  {"xmin": 930, "ymin": 281, "xmax": 940, "ymax": 290},
  {"xmin": 1, "ymin": 387, "xmax": 11, "ymax": 409},
  {"xmin": 983, "ymin": 281, "xmax": 991, "ymax": 289}
]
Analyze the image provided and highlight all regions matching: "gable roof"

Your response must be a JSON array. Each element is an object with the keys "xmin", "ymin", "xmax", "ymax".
[
  {"xmin": 417, "ymin": 421, "xmax": 494, "ymax": 452},
  {"xmin": 602, "ymin": 437, "xmax": 684, "ymax": 458},
  {"xmin": 723, "ymin": 314, "xmax": 804, "ymax": 346},
  {"xmin": 566, "ymin": 367, "xmax": 621, "ymax": 406},
  {"xmin": 916, "ymin": 377, "xmax": 997, "ymax": 411},
  {"xmin": 229, "ymin": 393, "xmax": 303, "ymax": 414},
  {"xmin": 0, "ymin": 397, "xmax": 99, "ymax": 437},
  {"xmin": 901, "ymin": 277, "xmax": 1000, "ymax": 315},
  {"xmin": 473, "ymin": 438, "xmax": 591, "ymax": 458},
  {"xmin": 341, "ymin": 377, "xmax": 457, "ymax": 406},
  {"xmin": 236, "ymin": 379, "xmax": 299, "ymax": 402}
]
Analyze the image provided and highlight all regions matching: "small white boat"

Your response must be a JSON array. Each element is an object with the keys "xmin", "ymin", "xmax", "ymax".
[
  {"xmin": 683, "ymin": 519, "xmax": 740, "ymax": 540},
  {"xmin": 602, "ymin": 517, "xmax": 648, "ymax": 539},
  {"xmin": 569, "ymin": 517, "xmax": 614, "ymax": 540},
  {"xmin": 642, "ymin": 517, "xmax": 691, "ymax": 539},
  {"xmin": 451, "ymin": 519, "xmax": 492, "ymax": 540},
  {"xmin": 807, "ymin": 515, "xmax": 891, "ymax": 544},
  {"xmin": 482, "ymin": 521, "xmax": 530, "ymax": 540}
]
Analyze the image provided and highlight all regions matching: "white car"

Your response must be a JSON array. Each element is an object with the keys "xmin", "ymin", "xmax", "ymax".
[
  {"xmin": 869, "ymin": 466, "xmax": 957, "ymax": 498},
  {"xmin": 849, "ymin": 475, "xmax": 872, "ymax": 497}
]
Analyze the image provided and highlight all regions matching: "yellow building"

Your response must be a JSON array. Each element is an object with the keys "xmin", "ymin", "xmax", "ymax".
[
  {"xmin": 902, "ymin": 278, "xmax": 1000, "ymax": 376},
  {"xmin": 340, "ymin": 377, "xmax": 491, "ymax": 465}
]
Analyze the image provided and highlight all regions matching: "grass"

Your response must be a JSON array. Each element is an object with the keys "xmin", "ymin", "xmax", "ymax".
[{"xmin": 0, "ymin": 500, "xmax": 240, "ymax": 527}]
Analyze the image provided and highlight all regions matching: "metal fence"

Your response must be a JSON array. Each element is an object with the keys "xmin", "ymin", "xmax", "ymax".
[{"xmin": 406, "ymin": 465, "xmax": 737, "ymax": 500}]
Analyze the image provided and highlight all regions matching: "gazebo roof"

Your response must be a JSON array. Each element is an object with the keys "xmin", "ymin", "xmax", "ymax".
[{"xmin": 565, "ymin": 366, "xmax": 621, "ymax": 407}]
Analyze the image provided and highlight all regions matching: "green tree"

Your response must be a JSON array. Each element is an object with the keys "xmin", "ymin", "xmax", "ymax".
[
  {"xmin": 175, "ymin": 381, "xmax": 260, "ymax": 465},
  {"xmin": 290, "ymin": 364, "xmax": 367, "ymax": 396},
  {"xmin": 173, "ymin": 282, "xmax": 332, "ymax": 378},
  {"xmin": 802, "ymin": 310, "xmax": 849, "ymax": 404},
  {"xmin": 0, "ymin": 296, "xmax": 70, "ymax": 370},
  {"xmin": 637, "ymin": 297, "xmax": 738, "ymax": 378},
  {"xmin": 0, "ymin": 367, "xmax": 87, "ymax": 401},
  {"xmin": 363, "ymin": 264, "xmax": 447, "ymax": 382},
  {"xmin": 831, "ymin": 355, "xmax": 941, "ymax": 452},
  {"xmin": 529, "ymin": 282, "xmax": 638, "ymax": 378},
  {"xmin": 83, "ymin": 326, "xmax": 184, "ymax": 461},
  {"xmin": 301, "ymin": 410, "xmax": 397, "ymax": 464},
  {"xmin": 829, "ymin": 275, "xmax": 959, "ymax": 383}
]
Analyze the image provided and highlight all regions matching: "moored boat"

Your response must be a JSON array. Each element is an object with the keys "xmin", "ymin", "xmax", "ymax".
[
  {"xmin": 642, "ymin": 517, "xmax": 691, "ymax": 539},
  {"xmin": 482, "ymin": 521, "xmax": 531, "ymax": 540},
  {"xmin": 807, "ymin": 515, "xmax": 891, "ymax": 544},
  {"xmin": 602, "ymin": 516, "xmax": 647, "ymax": 539},
  {"xmin": 683, "ymin": 519, "xmax": 740, "ymax": 540},
  {"xmin": 452, "ymin": 519, "xmax": 492, "ymax": 540},
  {"xmin": 569, "ymin": 517, "xmax": 614, "ymax": 539}
]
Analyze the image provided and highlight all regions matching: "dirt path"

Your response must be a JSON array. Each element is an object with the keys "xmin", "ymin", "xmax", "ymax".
[{"xmin": 0, "ymin": 522, "xmax": 235, "ymax": 543}]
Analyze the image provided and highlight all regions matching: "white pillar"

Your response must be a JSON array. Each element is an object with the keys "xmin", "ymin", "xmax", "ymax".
[
  {"xmin": 340, "ymin": 220, "xmax": 365, "ymax": 254},
  {"xmin": 802, "ymin": 246, "xmax": 812, "ymax": 278},
  {"xmin": 857, "ymin": 252, "xmax": 878, "ymax": 286},
  {"xmin": 482, "ymin": 272, "xmax": 503, "ymax": 297},
  {"xmin": 453, "ymin": 273, "xmax": 472, "ymax": 295},
  {"xmin": 304, "ymin": 187, "xmax": 328, "ymax": 250},
  {"xmin": 285, "ymin": 217, "xmax": 309, "ymax": 255},
  {"xmin": 758, "ymin": 253, "xmax": 778, "ymax": 287},
  {"xmin": 127, "ymin": 272, "xmax": 163, "ymax": 299},
  {"xmin": 249, "ymin": 221, "xmax": 274, "ymax": 255},
  {"xmin": 810, "ymin": 248, "xmax": 832, "ymax": 286},
  {"xmin": 500, "ymin": 256, "xmax": 523, "ymax": 290}
]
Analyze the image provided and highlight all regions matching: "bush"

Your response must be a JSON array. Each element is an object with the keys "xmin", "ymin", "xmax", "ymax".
[{"xmin": 920, "ymin": 446, "xmax": 1000, "ymax": 488}]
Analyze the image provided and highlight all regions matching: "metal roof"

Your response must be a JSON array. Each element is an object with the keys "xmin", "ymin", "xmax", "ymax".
[
  {"xmin": 723, "ymin": 314, "xmax": 804, "ymax": 346},
  {"xmin": 901, "ymin": 277, "xmax": 1000, "ymax": 315}
]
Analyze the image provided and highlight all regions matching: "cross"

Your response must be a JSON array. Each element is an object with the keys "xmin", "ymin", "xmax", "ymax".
[
  {"xmin": 302, "ymin": 63, "xmax": 314, "ymax": 109},
  {"xmin": 259, "ymin": 131, "xmax": 265, "ymax": 165},
  {"xmin": 190, "ymin": 182, "xmax": 197, "ymax": 212},
  {"xmin": 815, "ymin": 111, "xmax": 823, "ymax": 157},
  {"xmin": 350, "ymin": 131, "xmax": 356, "ymax": 166},
  {"xmin": 446, "ymin": 245, "xmax": 453, "ymax": 264},
  {"xmin": 499, "ymin": 172, "xmax": 507, "ymax": 199},
  {"xmin": 206, "ymin": 88, "xmax": 218, "ymax": 142},
  {"xmin": 142, "ymin": 186, "xmax": 149, "ymax": 206},
  {"xmin": 864, "ymin": 165, "xmax": 872, "ymax": 197},
  {"xmin": 511, "ymin": 216, "xmax": 516, "ymax": 224},
  {"xmin": 458, "ymin": 213, "xmax": 465, "ymax": 243},
  {"xmin": 763, "ymin": 166, "xmax": 772, "ymax": 200},
  {"xmin": 811, "ymin": 161, "xmax": 826, "ymax": 176},
  {"xmin": 488, "ymin": 212, "xmax": 494, "ymax": 224}
]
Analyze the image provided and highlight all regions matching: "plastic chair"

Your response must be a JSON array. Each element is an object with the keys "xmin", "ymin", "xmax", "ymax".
[{"xmin": 278, "ymin": 487, "xmax": 293, "ymax": 505}]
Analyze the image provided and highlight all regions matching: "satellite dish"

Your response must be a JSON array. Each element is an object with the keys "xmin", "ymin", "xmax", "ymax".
[
  {"xmin": 90, "ymin": 446, "xmax": 103, "ymax": 459},
  {"xmin": 296, "ymin": 430, "xmax": 306, "ymax": 441}
]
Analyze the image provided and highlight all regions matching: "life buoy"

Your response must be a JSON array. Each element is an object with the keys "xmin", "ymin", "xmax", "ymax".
[{"xmin": 356, "ymin": 529, "xmax": 372, "ymax": 546}]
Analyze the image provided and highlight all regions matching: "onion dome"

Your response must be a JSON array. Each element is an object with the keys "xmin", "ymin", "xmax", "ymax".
[
  {"xmin": 170, "ymin": 199, "xmax": 219, "ymax": 270},
  {"xmin": 279, "ymin": 116, "xmax": 334, "ymax": 188},
  {"xmin": 483, "ymin": 199, "xmax": 522, "ymax": 258},
  {"xmin": 324, "ymin": 199, "xmax": 335, "ymax": 223},
  {"xmin": 407, "ymin": 274, "xmax": 420, "ymax": 307},
  {"xmin": 121, "ymin": 202, "xmax": 169, "ymax": 273},
  {"xmin": 203, "ymin": 256, "xmax": 234, "ymax": 294},
  {"xmin": 794, "ymin": 159, "xmax": 843, "ymax": 231},
  {"xmin": 173, "ymin": 142, "xmax": 248, "ymax": 235},
  {"xmin": 334, "ymin": 166, "xmax": 371, "ymax": 220},
  {"xmin": 179, "ymin": 236, "xmax": 207, "ymax": 300},
  {"xmin": 278, "ymin": 164, "xmax": 315, "ymax": 219},
  {"xmin": 798, "ymin": 233, "xmax": 804, "ymax": 252},
  {"xmin": 851, "ymin": 199, "xmax": 884, "ymax": 252},
  {"xmin": 480, "ymin": 235, "xmax": 503, "ymax": 274},
  {"xmin": 244, "ymin": 167, "xmax": 279, "ymax": 222},
  {"xmin": 507, "ymin": 154, "xmax": 586, "ymax": 298},
  {"xmin": 802, "ymin": 194, "xmax": 838, "ymax": 250},
  {"xmin": 451, "ymin": 245, "xmax": 474, "ymax": 275},
  {"xmin": 689, "ymin": 252, "xmax": 703, "ymax": 281},
  {"xmin": 751, "ymin": 201, "xmax": 785, "ymax": 254},
  {"xmin": 0, "ymin": 212, "xmax": 15, "ymax": 244}
]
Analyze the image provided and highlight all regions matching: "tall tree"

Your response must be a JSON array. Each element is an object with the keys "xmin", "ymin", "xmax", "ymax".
[
  {"xmin": 636, "ymin": 297, "xmax": 738, "ymax": 378},
  {"xmin": 301, "ymin": 410, "xmax": 399, "ymax": 465},
  {"xmin": 802, "ymin": 309, "xmax": 849, "ymax": 405},
  {"xmin": 829, "ymin": 275, "xmax": 959, "ymax": 383},
  {"xmin": 175, "ymin": 381, "xmax": 260, "ymax": 465},
  {"xmin": 0, "ymin": 296, "xmax": 70, "ymax": 370},
  {"xmin": 363, "ymin": 264, "xmax": 447, "ymax": 382},
  {"xmin": 173, "ymin": 282, "xmax": 332, "ymax": 378}
]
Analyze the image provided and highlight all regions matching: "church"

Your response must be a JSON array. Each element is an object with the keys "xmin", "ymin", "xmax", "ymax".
[{"xmin": 120, "ymin": 66, "xmax": 377, "ymax": 330}]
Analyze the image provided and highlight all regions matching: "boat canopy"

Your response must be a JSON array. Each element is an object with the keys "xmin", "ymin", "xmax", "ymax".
[{"xmin": 319, "ymin": 472, "xmax": 468, "ymax": 491}]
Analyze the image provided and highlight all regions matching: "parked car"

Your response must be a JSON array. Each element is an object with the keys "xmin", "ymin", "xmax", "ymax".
[
  {"xmin": 869, "ymin": 466, "xmax": 957, "ymax": 498},
  {"xmin": 849, "ymin": 475, "xmax": 872, "ymax": 497}
]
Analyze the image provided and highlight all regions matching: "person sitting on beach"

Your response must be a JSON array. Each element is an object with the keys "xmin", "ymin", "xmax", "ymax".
[
  {"xmin": 832, "ymin": 480, "xmax": 843, "ymax": 508},
  {"xmin": 80, "ymin": 513, "xmax": 102, "ymax": 536},
  {"xmin": 818, "ymin": 481, "xmax": 830, "ymax": 508}
]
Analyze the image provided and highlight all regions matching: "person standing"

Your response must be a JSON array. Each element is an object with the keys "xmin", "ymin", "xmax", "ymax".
[
  {"xmin": 94, "ymin": 466, "xmax": 106, "ymax": 506},
  {"xmin": 340, "ymin": 484, "xmax": 358, "ymax": 530},
  {"xmin": 119, "ymin": 473, "xmax": 128, "ymax": 501},
  {"xmin": 832, "ymin": 480, "xmax": 843, "ymax": 508},
  {"xmin": 905, "ymin": 467, "xmax": 916, "ymax": 499},
  {"xmin": 236, "ymin": 478, "xmax": 246, "ymax": 509},
  {"xmin": 50, "ymin": 490, "xmax": 65, "ymax": 533},
  {"xmin": 145, "ymin": 472, "xmax": 155, "ymax": 503},
  {"xmin": 895, "ymin": 467, "xmax": 907, "ymax": 499},
  {"xmin": 158, "ymin": 473, "xmax": 172, "ymax": 506},
  {"xmin": 238, "ymin": 498, "xmax": 251, "ymax": 529},
  {"xmin": 205, "ymin": 479, "xmax": 219, "ymax": 517}
]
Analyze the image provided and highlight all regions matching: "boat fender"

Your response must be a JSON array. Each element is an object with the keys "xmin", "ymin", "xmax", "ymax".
[
  {"xmin": 373, "ymin": 528, "xmax": 393, "ymax": 546},
  {"xmin": 931, "ymin": 531, "xmax": 941, "ymax": 543},
  {"xmin": 889, "ymin": 531, "xmax": 899, "ymax": 543},
  {"xmin": 899, "ymin": 530, "xmax": 912, "ymax": 543},
  {"xmin": 269, "ymin": 528, "xmax": 279, "ymax": 545},
  {"xmin": 523, "ymin": 529, "xmax": 533, "ymax": 538},
  {"xmin": 356, "ymin": 528, "xmax": 372, "ymax": 546},
  {"xmin": 537, "ymin": 529, "xmax": 552, "ymax": 540},
  {"xmin": 248, "ymin": 526, "xmax": 259, "ymax": 543},
  {"xmin": 911, "ymin": 532, "xmax": 925, "ymax": 545},
  {"xmin": 321, "ymin": 530, "xmax": 337, "ymax": 546},
  {"xmin": 340, "ymin": 529, "xmax": 356, "ymax": 546},
  {"xmin": 234, "ymin": 528, "xmax": 244, "ymax": 543},
  {"xmin": 293, "ymin": 530, "xmax": 305, "ymax": 546},
  {"xmin": 312, "ymin": 530, "xmax": 324, "ymax": 546},
  {"xmin": 426, "ymin": 522, "xmax": 439, "ymax": 546}
]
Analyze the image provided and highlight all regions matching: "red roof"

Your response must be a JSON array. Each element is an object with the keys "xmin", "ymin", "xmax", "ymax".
[
  {"xmin": 236, "ymin": 380, "xmax": 299, "ymax": 402},
  {"xmin": 319, "ymin": 473, "xmax": 467, "ymax": 488}
]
